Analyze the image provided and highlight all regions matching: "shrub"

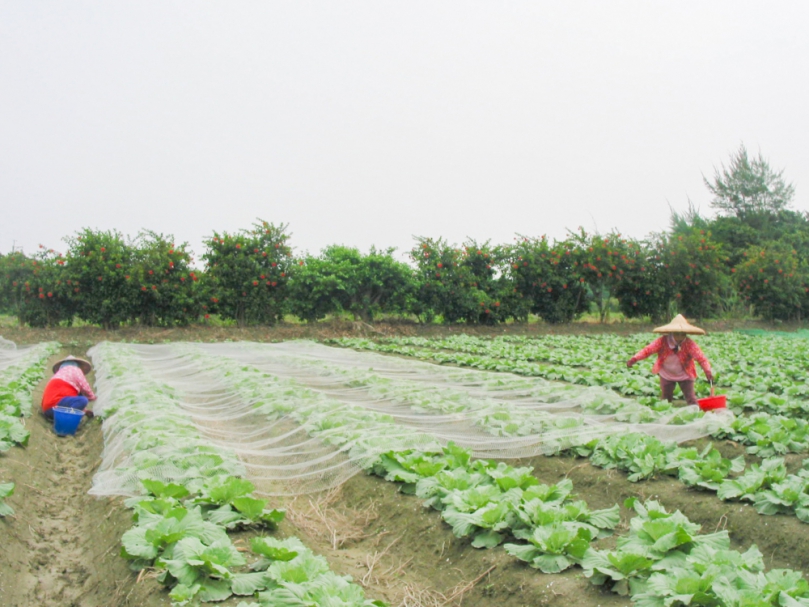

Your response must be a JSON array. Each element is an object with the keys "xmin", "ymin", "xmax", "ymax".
[
  {"xmin": 64, "ymin": 229, "xmax": 136, "ymax": 329},
  {"xmin": 568, "ymin": 229, "xmax": 635, "ymax": 323},
  {"xmin": 202, "ymin": 220, "xmax": 294, "ymax": 326},
  {"xmin": 132, "ymin": 231, "xmax": 203, "ymax": 326},
  {"xmin": 289, "ymin": 245, "xmax": 415, "ymax": 322},
  {"xmin": 662, "ymin": 227, "xmax": 729, "ymax": 319},
  {"xmin": 615, "ymin": 235, "xmax": 674, "ymax": 322},
  {"xmin": 735, "ymin": 242, "xmax": 808, "ymax": 321},
  {"xmin": 504, "ymin": 236, "xmax": 587, "ymax": 324},
  {"xmin": 0, "ymin": 252, "xmax": 33, "ymax": 317},
  {"xmin": 410, "ymin": 237, "xmax": 472, "ymax": 323},
  {"xmin": 14, "ymin": 247, "xmax": 76, "ymax": 327},
  {"xmin": 410, "ymin": 238, "xmax": 510, "ymax": 324}
]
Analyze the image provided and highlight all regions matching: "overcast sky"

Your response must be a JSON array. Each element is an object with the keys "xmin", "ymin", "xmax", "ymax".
[{"xmin": 2, "ymin": 2, "xmax": 807, "ymax": 262}]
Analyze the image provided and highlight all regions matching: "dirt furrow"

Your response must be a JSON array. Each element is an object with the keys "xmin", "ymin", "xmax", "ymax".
[
  {"xmin": 273, "ymin": 469, "xmax": 631, "ymax": 607},
  {"xmin": 521, "ymin": 443, "xmax": 809, "ymax": 572},
  {"xmin": 0, "ymin": 350, "xmax": 168, "ymax": 607}
]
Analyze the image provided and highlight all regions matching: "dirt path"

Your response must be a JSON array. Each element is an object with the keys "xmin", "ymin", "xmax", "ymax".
[
  {"xmin": 0, "ymin": 316, "xmax": 785, "ymax": 348},
  {"xmin": 271, "ymin": 470, "xmax": 631, "ymax": 607},
  {"xmin": 0, "ymin": 349, "xmax": 167, "ymax": 607}
]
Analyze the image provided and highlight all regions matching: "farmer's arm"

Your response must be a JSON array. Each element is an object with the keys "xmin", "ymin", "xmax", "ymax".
[
  {"xmin": 72, "ymin": 368, "xmax": 97, "ymax": 401},
  {"xmin": 690, "ymin": 342, "xmax": 713, "ymax": 381},
  {"xmin": 627, "ymin": 338, "xmax": 662, "ymax": 367}
]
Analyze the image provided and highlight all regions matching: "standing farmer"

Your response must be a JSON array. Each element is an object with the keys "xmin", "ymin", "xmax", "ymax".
[
  {"xmin": 41, "ymin": 355, "xmax": 96, "ymax": 420},
  {"xmin": 626, "ymin": 315, "xmax": 713, "ymax": 406}
]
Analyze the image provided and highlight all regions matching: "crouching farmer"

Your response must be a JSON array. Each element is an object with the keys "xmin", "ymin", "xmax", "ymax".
[
  {"xmin": 41, "ymin": 355, "xmax": 96, "ymax": 420},
  {"xmin": 626, "ymin": 315, "xmax": 713, "ymax": 406}
]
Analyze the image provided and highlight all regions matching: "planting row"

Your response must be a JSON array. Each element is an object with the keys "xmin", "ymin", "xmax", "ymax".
[
  {"xmin": 223, "ymin": 340, "xmax": 721, "ymax": 443},
  {"xmin": 418, "ymin": 332, "xmax": 809, "ymax": 414},
  {"xmin": 205, "ymin": 341, "xmax": 809, "ymax": 527},
  {"xmin": 330, "ymin": 334, "xmax": 809, "ymax": 424},
  {"xmin": 117, "ymin": 342, "xmax": 809, "ymax": 607},
  {"xmin": 376, "ymin": 446, "xmax": 809, "ymax": 607},
  {"xmin": 468, "ymin": 332, "xmax": 809, "ymax": 406},
  {"xmin": 585, "ymin": 432, "xmax": 809, "ymax": 524},
  {"xmin": 0, "ymin": 340, "xmax": 61, "ymax": 516},
  {"xmin": 88, "ymin": 342, "xmax": 385, "ymax": 607},
  {"xmin": 331, "ymin": 337, "xmax": 809, "ymax": 454}
]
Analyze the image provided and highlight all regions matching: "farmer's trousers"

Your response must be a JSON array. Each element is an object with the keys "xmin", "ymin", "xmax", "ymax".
[
  {"xmin": 659, "ymin": 377, "xmax": 698, "ymax": 406},
  {"xmin": 42, "ymin": 396, "xmax": 88, "ymax": 420}
]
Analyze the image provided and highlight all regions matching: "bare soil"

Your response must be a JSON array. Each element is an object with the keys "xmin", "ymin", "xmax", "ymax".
[
  {"xmin": 0, "ymin": 348, "xmax": 165, "ymax": 607},
  {"xmin": 270, "ymin": 445, "xmax": 809, "ymax": 607},
  {"xmin": 275, "ymin": 471, "xmax": 631, "ymax": 607},
  {"xmin": 520, "ymin": 448, "xmax": 809, "ymax": 572},
  {"xmin": 0, "ymin": 316, "xmax": 789, "ymax": 347}
]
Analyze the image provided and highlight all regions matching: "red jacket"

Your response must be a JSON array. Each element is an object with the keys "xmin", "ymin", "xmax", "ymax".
[
  {"xmin": 629, "ymin": 336, "xmax": 712, "ymax": 380},
  {"xmin": 41, "ymin": 366, "xmax": 96, "ymax": 412},
  {"xmin": 41, "ymin": 379, "xmax": 80, "ymax": 412}
]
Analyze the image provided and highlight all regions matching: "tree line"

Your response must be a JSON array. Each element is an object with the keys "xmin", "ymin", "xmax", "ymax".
[{"xmin": 2, "ymin": 145, "xmax": 807, "ymax": 327}]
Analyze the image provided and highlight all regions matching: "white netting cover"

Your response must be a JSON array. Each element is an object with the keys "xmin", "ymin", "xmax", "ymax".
[
  {"xmin": 88, "ymin": 340, "xmax": 732, "ymax": 498},
  {"xmin": 0, "ymin": 336, "xmax": 17, "ymax": 351},
  {"xmin": 0, "ymin": 341, "xmax": 57, "ymax": 376},
  {"xmin": 0, "ymin": 341, "xmax": 61, "ymax": 417}
]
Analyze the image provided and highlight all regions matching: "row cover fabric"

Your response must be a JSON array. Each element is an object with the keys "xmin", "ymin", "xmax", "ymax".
[{"xmin": 88, "ymin": 340, "xmax": 731, "ymax": 497}]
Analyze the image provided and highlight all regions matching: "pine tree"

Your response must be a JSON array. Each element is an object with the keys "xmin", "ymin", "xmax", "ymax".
[{"xmin": 704, "ymin": 144, "xmax": 795, "ymax": 217}]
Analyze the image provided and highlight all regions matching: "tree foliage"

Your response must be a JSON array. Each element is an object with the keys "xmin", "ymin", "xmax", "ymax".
[
  {"xmin": 662, "ymin": 227, "xmax": 729, "ymax": 319},
  {"xmin": 132, "ymin": 232, "xmax": 202, "ymax": 326},
  {"xmin": 705, "ymin": 144, "xmax": 795, "ymax": 217},
  {"xmin": 734, "ymin": 242, "xmax": 808, "ymax": 321},
  {"xmin": 710, "ymin": 210, "xmax": 809, "ymax": 269},
  {"xmin": 13, "ymin": 247, "xmax": 76, "ymax": 327},
  {"xmin": 64, "ymin": 229, "xmax": 135, "ymax": 329},
  {"xmin": 505, "ymin": 236, "xmax": 587, "ymax": 324},
  {"xmin": 0, "ymin": 252, "xmax": 33, "ymax": 318},
  {"xmin": 289, "ymin": 246, "xmax": 414, "ymax": 322},
  {"xmin": 410, "ymin": 238, "xmax": 509, "ymax": 324},
  {"xmin": 202, "ymin": 221, "xmax": 294, "ymax": 326},
  {"xmin": 569, "ymin": 229, "xmax": 634, "ymax": 323},
  {"xmin": 615, "ymin": 235, "xmax": 673, "ymax": 322},
  {"xmin": 6, "ymin": 164, "xmax": 809, "ymax": 328}
]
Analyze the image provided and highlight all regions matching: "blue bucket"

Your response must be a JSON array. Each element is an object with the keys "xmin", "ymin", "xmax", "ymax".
[{"xmin": 53, "ymin": 406, "xmax": 84, "ymax": 436}]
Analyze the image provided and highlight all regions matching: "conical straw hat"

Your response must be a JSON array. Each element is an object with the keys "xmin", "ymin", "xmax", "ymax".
[
  {"xmin": 653, "ymin": 314, "xmax": 705, "ymax": 335},
  {"xmin": 52, "ymin": 355, "xmax": 92, "ymax": 375}
]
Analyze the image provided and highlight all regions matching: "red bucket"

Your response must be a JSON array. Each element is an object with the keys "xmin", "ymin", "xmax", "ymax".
[
  {"xmin": 698, "ymin": 395, "xmax": 727, "ymax": 411},
  {"xmin": 698, "ymin": 382, "xmax": 726, "ymax": 411}
]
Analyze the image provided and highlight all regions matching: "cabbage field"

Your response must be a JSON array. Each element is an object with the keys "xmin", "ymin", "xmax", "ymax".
[{"xmin": 2, "ymin": 331, "xmax": 809, "ymax": 607}]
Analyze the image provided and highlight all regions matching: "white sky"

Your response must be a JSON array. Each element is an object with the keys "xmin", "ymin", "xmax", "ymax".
[{"xmin": 2, "ymin": 2, "xmax": 807, "ymax": 263}]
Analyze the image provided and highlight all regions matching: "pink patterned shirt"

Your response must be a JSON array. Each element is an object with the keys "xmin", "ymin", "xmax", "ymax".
[
  {"xmin": 659, "ymin": 336, "xmax": 691, "ymax": 381},
  {"xmin": 629, "ymin": 336, "xmax": 712, "ymax": 381},
  {"xmin": 52, "ymin": 366, "xmax": 97, "ymax": 400}
]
